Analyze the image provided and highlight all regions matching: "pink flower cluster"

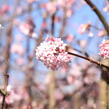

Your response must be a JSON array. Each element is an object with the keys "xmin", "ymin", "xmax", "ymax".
[
  {"xmin": 99, "ymin": 40, "xmax": 109, "ymax": 58},
  {"xmin": 36, "ymin": 37, "xmax": 72, "ymax": 70},
  {"xmin": 41, "ymin": 0, "xmax": 74, "ymax": 15}
]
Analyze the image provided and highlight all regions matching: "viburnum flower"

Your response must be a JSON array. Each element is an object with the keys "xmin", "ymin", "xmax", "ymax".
[
  {"xmin": 36, "ymin": 37, "xmax": 72, "ymax": 70},
  {"xmin": 99, "ymin": 40, "xmax": 109, "ymax": 58}
]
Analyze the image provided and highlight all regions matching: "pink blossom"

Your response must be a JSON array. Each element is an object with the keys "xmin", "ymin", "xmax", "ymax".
[
  {"xmin": 97, "ymin": 30, "xmax": 106, "ymax": 37},
  {"xmin": 79, "ymin": 40, "xmax": 87, "ymax": 48},
  {"xmin": 27, "ymin": 0, "xmax": 37, "ymax": 3},
  {"xmin": 56, "ymin": 0, "xmax": 65, "ymax": 8},
  {"xmin": 41, "ymin": 21, "xmax": 47, "ymax": 28},
  {"xmin": 11, "ymin": 43, "xmax": 25, "ymax": 55},
  {"xmin": 19, "ymin": 23, "xmax": 32, "ymax": 35},
  {"xmin": 19, "ymin": 19, "xmax": 35, "ymax": 36},
  {"xmin": 57, "ymin": 0, "xmax": 75, "ymax": 8},
  {"xmin": 66, "ymin": 9, "xmax": 73, "ymax": 17},
  {"xmin": 78, "ymin": 23, "xmax": 91, "ymax": 34},
  {"xmin": 65, "ymin": 0, "xmax": 75, "ymax": 7},
  {"xmin": 103, "ymin": 2, "xmax": 109, "ymax": 12},
  {"xmin": 99, "ymin": 40, "xmax": 109, "ymax": 58},
  {"xmin": 41, "ymin": 2, "xmax": 56, "ymax": 15},
  {"xmin": 36, "ymin": 37, "xmax": 72, "ymax": 70},
  {"xmin": 6, "ymin": 90, "xmax": 22, "ymax": 104},
  {"xmin": 0, "ymin": 5, "xmax": 10, "ymax": 15},
  {"xmin": 54, "ymin": 16, "xmax": 62, "ymax": 23},
  {"xmin": 54, "ymin": 89, "xmax": 64, "ymax": 100},
  {"xmin": 16, "ymin": 58, "xmax": 25, "ymax": 65},
  {"xmin": 66, "ymin": 34, "xmax": 74, "ymax": 43}
]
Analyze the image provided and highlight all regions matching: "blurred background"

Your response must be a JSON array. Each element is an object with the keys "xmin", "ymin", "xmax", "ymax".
[{"xmin": 0, "ymin": 0, "xmax": 109, "ymax": 109}]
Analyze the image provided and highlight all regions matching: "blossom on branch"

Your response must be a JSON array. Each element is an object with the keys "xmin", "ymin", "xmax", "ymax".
[
  {"xmin": 36, "ymin": 37, "xmax": 72, "ymax": 70},
  {"xmin": 99, "ymin": 40, "xmax": 109, "ymax": 58}
]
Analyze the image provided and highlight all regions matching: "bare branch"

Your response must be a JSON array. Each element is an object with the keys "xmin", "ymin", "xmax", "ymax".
[
  {"xmin": 84, "ymin": 0, "xmax": 109, "ymax": 36},
  {"xmin": 68, "ymin": 52, "xmax": 109, "ymax": 69}
]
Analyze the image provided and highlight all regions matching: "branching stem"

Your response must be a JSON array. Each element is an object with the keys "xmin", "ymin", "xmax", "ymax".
[
  {"xmin": 68, "ymin": 52, "xmax": 109, "ymax": 69},
  {"xmin": 84, "ymin": 0, "xmax": 109, "ymax": 36}
]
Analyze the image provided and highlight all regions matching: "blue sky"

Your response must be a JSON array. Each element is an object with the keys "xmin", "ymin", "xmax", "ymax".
[{"xmin": 0, "ymin": 0, "xmax": 108, "ymax": 85}]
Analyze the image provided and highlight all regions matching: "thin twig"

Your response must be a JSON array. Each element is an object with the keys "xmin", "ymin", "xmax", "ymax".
[
  {"xmin": 1, "ymin": 0, "xmax": 20, "ymax": 109},
  {"xmin": 68, "ymin": 52, "xmax": 109, "ymax": 69},
  {"xmin": 1, "ymin": 95, "xmax": 6, "ymax": 109},
  {"xmin": 59, "ymin": 7, "xmax": 67, "ymax": 37},
  {"xmin": 51, "ymin": 12, "xmax": 56, "ymax": 36},
  {"xmin": 84, "ymin": 0, "xmax": 109, "ymax": 36}
]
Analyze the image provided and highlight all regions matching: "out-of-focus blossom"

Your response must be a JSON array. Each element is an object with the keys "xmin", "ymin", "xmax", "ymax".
[
  {"xmin": 0, "ymin": 24, "xmax": 4, "ymax": 29},
  {"xmin": 66, "ymin": 8, "xmax": 73, "ymax": 17},
  {"xmin": 41, "ymin": 2, "xmax": 56, "ymax": 15},
  {"xmin": 88, "ymin": 32, "xmax": 94, "ymax": 37},
  {"xmin": 31, "ymin": 32, "xmax": 38, "ymax": 39},
  {"xmin": 16, "ymin": 58, "xmax": 25, "ymax": 65},
  {"xmin": 78, "ymin": 40, "xmax": 87, "ymax": 48},
  {"xmin": 69, "ymin": 64, "xmax": 82, "ymax": 77},
  {"xmin": 80, "ymin": 60, "xmax": 90, "ymax": 70},
  {"xmin": 16, "ymin": 7, "xmax": 23, "ymax": 15},
  {"xmin": 67, "ymin": 64, "xmax": 82, "ymax": 85},
  {"xmin": 65, "ymin": 0, "xmax": 75, "ymax": 8},
  {"xmin": 11, "ymin": 43, "xmax": 25, "ymax": 56},
  {"xmin": 56, "ymin": 0, "xmax": 64, "ymax": 7},
  {"xmin": 0, "ymin": 96, "xmax": 2, "ymax": 103},
  {"xmin": 6, "ymin": 90, "xmax": 22, "ymax": 104},
  {"xmin": 45, "ymin": 74, "xmax": 51, "ymax": 85},
  {"xmin": 15, "ymin": 35, "xmax": 24, "ymax": 42},
  {"xmin": 19, "ymin": 18, "xmax": 35, "ymax": 37},
  {"xmin": 41, "ymin": 0, "xmax": 75, "ymax": 15},
  {"xmin": 78, "ymin": 23, "xmax": 91, "ymax": 34},
  {"xmin": 27, "ymin": 0, "xmax": 37, "ymax": 3},
  {"xmin": 0, "ymin": 5, "xmax": 10, "ymax": 15},
  {"xmin": 57, "ymin": 0, "xmax": 75, "ymax": 8},
  {"xmin": 103, "ymin": 6, "xmax": 109, "ymax": 12},
  {"xmin": 103, "ymin": 2, "xmax": 109, "ymax": 12},
  {"xmin": 19, "ymin": 23, "xmax": 31, "ymax": 35},
  {"xmin": 84, "ymin": 74, "xmax": 95, "ymax": 85},
  {"xmin": 67, "ymin": 75, "xmax": 75, "ymax": 84},
  {"xmin": 36, "ymin": 37, "xmax": 72, "ymax": 70},
  {"xmin": 66, "ymin": 34, "xmax": 74, "ymax": 43},
  {"xmin": 41, "ymin": 21, "xmax": 47, "ymax": 28},
  {"xmin": 97, "ymin": 30, "xmax": 106, "ymax": 37},
  {"xmin": 7, "ymin": 85, "xmax": 12, "ymax": 92},
  {"xmin": 54, "ymin": 16, "xmax": 62, "ymax": 23},
  {"xmin": 60, "ymin": 82, "xmax": 82, "ymax": 95},
  {"xmin": 99, "ymin": 40, "xmax": 109, "ymax": 58},
  {"xmin": 54, "ymin": 89, "xmax": 64, "ymax": 100},
  {"xmin": 60, "ymin": 64, "xmax": 70, "ymax": 73}
]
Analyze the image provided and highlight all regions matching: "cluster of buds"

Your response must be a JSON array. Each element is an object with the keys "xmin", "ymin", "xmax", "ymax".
[{"xmin": 36, "ymin": 37, "xmax": 72, "ymax": 70}]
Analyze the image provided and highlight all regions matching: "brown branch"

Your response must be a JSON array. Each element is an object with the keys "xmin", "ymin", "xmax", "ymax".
[
  {"xmin": 99, "ymin": 80, "xmax": 107, "ymax": 109},
  {"xmin": 1, "ymin": 25, "xmax": 12, "ymax": 109},
  {"xmin": 51, "ymin": 12, "xmax": 56, "ymax": 35},
  {"xmin": 68, "ymin": 52, "xmax": 109, "ymax": 69},
  {"xmin": 59, "ymin": 7, "xmax": 67, "ymax": 37},
  {"xmin": 84, "ymin": 0, "xmax": 109, "ymax": 36},
  {"xmin": 48, "ymin": 71, "xmax": 56, "ymax": 109},
  {"xmin": 1, "ymin": 0, "xmax": 20, "ymax": 109},
  {"xmin": 1, "ymin": 95, "xmax": 6, "ymax": 109}
]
